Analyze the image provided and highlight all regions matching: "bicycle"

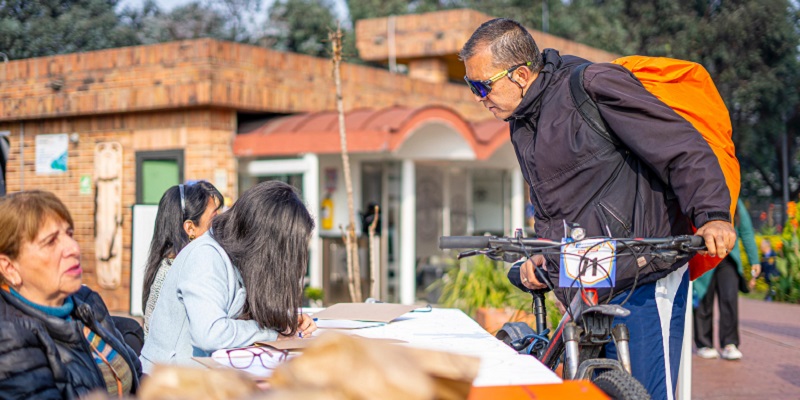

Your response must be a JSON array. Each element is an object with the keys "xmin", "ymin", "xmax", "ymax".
[{"xmin": 439, "ymin": 228, "xmax": 704, "ymax": 400}]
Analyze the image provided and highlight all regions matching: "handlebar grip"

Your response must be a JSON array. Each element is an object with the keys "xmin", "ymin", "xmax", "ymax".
[
  {"xmin": 439, "ymin": 236, "xmax": 491, "ymax": 249},
  {"xmin": 689, "ymin": 235, "xmax": 705, "ymax": 248}
]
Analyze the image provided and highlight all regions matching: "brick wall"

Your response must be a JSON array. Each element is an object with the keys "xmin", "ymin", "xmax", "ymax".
[
  {"xmin": 0, "ymin": 10, "xmax": 622, "ymax": 312},
  {"xmin": 0, "ymin": 108, "xmax": 235, "ymax": 310},
  {"xmin": 0, "ymin": 39, "xmax": 487, "ymax": 123},
  {"xmin": 355, "ymin": 9, "xmax": 619, "ymax": 81}
]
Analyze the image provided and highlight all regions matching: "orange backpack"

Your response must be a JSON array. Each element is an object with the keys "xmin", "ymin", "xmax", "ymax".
[{"xmin": 570, "ymin": 56, "xmax": 740, "ymax": 280}]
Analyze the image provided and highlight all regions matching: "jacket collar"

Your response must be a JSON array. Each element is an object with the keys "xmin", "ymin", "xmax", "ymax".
[
  {"xmin": 507, "ymin": 49, "xmax": 563, "ymax": 122},
  {"xmin": 0, "ymin": 289, "xmax": 84, "ymax": 343}
]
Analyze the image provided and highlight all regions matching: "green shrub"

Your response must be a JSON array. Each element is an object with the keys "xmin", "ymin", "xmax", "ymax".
[
  {"xmin": 430, "ymin": 256, "xmax": 527, "ymax": 318},
  {"xmin": 304, "ymin": 286, "xmax": 324, "ymax": 302},
  {"xmin": 766, "ymin": 202, "xmax": 800, "ymax": 303},
  {"xmin": 429, "ymin": 256, "xmax": 563, "ymax": 329}
]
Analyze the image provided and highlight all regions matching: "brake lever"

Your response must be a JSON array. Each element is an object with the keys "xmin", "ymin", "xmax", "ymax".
[
  {"xmin": 534, "ymin": 265, "xmax": 555, "ymax": 291},
  {"xmin": 485, "ymin": 248, "xmax": 506, "ymax": 262},
  {"xmin": 457, "ymin": 247, "xmax": 504, "ymax": 260},
  {"xmin": 652, "ymin": 250, "xmax": 679, "ymax": 264},
  {"xmin": 457, "ymin": 250, "xmax": 479, "ymax": 260}
]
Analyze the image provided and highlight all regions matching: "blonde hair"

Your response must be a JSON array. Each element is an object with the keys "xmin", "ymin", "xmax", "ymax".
[{"xmin": 0, "ymin": 190, "xmax": 74, "ymax": 262}]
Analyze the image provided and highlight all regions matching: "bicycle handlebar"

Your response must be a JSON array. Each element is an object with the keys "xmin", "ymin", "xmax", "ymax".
[{"xmin": 438, "ymin": 234, "xmax": 705, "ymax": 253}]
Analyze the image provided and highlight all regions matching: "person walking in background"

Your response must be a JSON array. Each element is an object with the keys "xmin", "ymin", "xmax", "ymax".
[
  {"xmin": 694, "ymin": 199, "xmax": 759, "ymax": 360},
  {"xmin": 751, "ymin": 238, "xmax": 779, "ymax": 301},
  {"xmin": 140, "ymin": 181, "xmax": 317, "ymax": 372},
  {"xmin": 141, "ymin": 181, "xmax": 223, "ymax": 337}
]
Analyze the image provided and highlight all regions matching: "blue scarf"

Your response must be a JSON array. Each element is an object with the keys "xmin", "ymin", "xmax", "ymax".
[{"xmin": 8, "ymin": 288, "xmax": 74, "ymax": 319}]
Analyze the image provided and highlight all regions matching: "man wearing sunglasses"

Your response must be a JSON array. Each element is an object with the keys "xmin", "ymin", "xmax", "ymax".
[{"xmin": 461, "ymin": 18, "xmax": 735, "ymax": 400}]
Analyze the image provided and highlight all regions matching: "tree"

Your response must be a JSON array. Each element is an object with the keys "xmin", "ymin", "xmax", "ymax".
[
  {"xmin": 0, "ymin": 0, "xmax": 139, "ymax": 60},
  {"xmin": 346, "ymin": 0, "xmax": 458, "ymax": 24},
  {"xmin": 265, "ymin": 0, "xmax": 338, "ymax": 58},
  {"xmin": 551, "ymin": 0, "xmax": 800, "ymax": 202},
  {"xmin": 210, "ymin": 0, "xmax": 262, "ymax": 43},
  {"xmin": 131, "ymin": 1, "xmax": 228, "ymax": 44}
]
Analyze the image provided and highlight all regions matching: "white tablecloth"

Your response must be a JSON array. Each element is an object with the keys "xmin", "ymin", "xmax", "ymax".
[{"xmin": 316, "ymin": 308, "xmax": 562, "ymax": 387}]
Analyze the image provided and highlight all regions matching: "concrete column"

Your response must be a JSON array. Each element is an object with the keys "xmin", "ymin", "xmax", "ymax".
[
  {"xmin": 302, "ymin": 154, "xmax": 322, "ymax": 289},
  {"xmin": 466, "ymin": 170, "xmax": 474, "ymax": 234},
  {"xmin": 511, "ymin": 168, "xmax": 525, "ymax": 235},
  {"xmin": 442, "ymin": 168, "xmax": 451, "ymax": 237},
  {"xmin": 400, "ymin": 159, "xmax": 416, "ymax": 304}
]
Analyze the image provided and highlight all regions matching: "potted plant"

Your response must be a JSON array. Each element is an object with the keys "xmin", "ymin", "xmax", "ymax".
[
  {"xmin": 429, "ymin": 256, "xmax": 562, "ymax": 333},
  {"xmin": 304, "ymin": 286, "xmax": 324, "ymax": 308}
]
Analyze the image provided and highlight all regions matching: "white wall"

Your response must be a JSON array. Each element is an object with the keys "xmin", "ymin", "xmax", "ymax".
[{"xmin": 394, "ymin": 122, "xmax": 475, "ymax": 160}]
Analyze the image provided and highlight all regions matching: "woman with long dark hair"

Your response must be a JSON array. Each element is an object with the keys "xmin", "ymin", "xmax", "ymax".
[
  {"xmin": 140, "ymin": 181, "xmax": 317, "ymax": 371},
  {"xmin": 141, "ymin": 181, "xmax": 223, "ymax": 337}
]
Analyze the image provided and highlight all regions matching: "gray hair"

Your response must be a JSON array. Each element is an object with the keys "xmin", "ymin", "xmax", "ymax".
[{"xmin": 459, "ymin": 18, "xmax": 543, "ymax": 73}]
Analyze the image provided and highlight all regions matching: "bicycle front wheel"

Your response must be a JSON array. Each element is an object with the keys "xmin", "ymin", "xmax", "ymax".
[{"xmin": 591, "ymin": 370, "xmax": 651, "ymax": 400}]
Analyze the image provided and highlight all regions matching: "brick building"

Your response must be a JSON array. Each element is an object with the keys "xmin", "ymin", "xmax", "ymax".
[{"xmin": 0, "ymin": 9, "xmax": 616, "ymax": 311}]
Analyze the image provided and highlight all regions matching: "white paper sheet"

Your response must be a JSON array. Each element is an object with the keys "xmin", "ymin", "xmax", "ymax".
[{"xmin": 314, "ymin": 319, "xmax": 386, "ymax": 329}]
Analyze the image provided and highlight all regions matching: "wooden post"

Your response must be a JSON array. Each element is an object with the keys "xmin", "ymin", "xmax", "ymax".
[
  {"xmin": 368, "ymin": 204, "xmax": 380, "ymax": 299},
  {"xmin": 330, "ymin": 24, "xmax": 362, "ymax": 302}
]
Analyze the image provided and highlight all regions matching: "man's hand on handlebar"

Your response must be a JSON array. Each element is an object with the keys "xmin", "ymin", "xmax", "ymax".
[
  {"xmin": 695, "ymin": 220, "xmax": 737, "ymax": 258},
  {"xmin": 520, "ymin": 255, "xmax": 550, "ymax": 290}
]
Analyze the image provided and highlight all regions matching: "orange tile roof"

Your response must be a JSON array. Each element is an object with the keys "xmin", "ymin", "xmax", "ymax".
[{"xmin": 234, "ymin": 105, "xmax": 510, "ymax": 160}]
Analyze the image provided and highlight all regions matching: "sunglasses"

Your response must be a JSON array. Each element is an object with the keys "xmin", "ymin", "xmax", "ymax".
[{"xmin": 464, "ymin": 61, "xmax": 532, "ymax": 98}]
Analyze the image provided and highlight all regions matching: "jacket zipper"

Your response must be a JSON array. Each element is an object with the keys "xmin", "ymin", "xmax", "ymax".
[
  {"xmin": 520, "ymin": 119, "xmax": 550, "ymax": 220},
  {"xmin": 597, "ymin": 202, "xmax": 631, "ymax": 233}
]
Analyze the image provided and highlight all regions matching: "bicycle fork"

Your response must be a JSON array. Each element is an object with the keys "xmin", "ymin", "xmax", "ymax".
[
  {"xmin": 563, "ymin": 318, "xmax": 633, "ymax": 380},
  {"xmin": 612, "ymin": 324, "xmax": 632, "ymax": 375},
  {"xmin": 563, "ymin": 322, "xmax": 582, "ymax": 380}
]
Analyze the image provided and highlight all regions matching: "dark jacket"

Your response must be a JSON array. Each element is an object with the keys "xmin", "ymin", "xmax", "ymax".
[
  {"xmin": 0, "ymin": 286, "xmax": 142, "ymax": 399},
  {"xmin": 510, "ymin": 50, "xmax": 732, "ymax": 301}
]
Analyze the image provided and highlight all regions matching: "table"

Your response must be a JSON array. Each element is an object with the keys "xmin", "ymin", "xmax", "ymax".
[{"xmin": 317, "ymin": 307, "xmax": 562, "ymax": 387}]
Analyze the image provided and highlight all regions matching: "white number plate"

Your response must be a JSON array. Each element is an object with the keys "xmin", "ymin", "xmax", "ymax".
[{"xmin": 558, "ymin": 239, "xmax": 617, "ymax": 288}]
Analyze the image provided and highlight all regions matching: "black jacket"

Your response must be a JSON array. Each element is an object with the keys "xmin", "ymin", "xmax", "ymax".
[
  {"xmin": 0, "ymin": 286, "xmax": 142, "ymax": 399},
  {"xmin": 509, "ymin": 50, "xmax": 732, "ymax": 301}
]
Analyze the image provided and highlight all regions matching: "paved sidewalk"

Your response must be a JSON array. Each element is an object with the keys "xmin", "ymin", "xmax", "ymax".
[{"xmin": 692, "ymin": 297, "xmax": 800, "ymax": 399}]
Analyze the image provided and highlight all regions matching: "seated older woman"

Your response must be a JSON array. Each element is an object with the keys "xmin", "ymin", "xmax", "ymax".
[{"xmin": 0, "ymin": 191, "xmax": 142, "ymax": 398}]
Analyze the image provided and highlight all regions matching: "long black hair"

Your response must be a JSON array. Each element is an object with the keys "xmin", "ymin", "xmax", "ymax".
[
  {"xmin": 142, "ymin": 181, "xmax": 223, "ymax": 310},
  {"xmin": 211, "ymin": 180, "xmax": 314, "ymax": 335}
]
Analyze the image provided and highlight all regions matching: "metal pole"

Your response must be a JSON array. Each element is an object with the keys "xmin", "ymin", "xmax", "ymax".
[
  {"xmin": 19, "ymin": 122, "xmax": 23, "ymax": 191},
  {"xmin": 1, "ymin": 51, "xmax": 24, "ymax": 191},
  {"xmin": 0, "ymin": 52, "xmax": 8, "ymax": 195},
  {"xmin": 388, "ymin": 15, "xmax": 397, "ymax": 74},
  {"xmin": 542, "ymin": 0, "xmax": 549, "ymax": 33},
  {"xmin": 782, "ymin": 128, "xmax": 790, "ymax": 224},
  {"xmin": 0, "ymin": 52, "xmax": 6, "ymax": 197}
]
